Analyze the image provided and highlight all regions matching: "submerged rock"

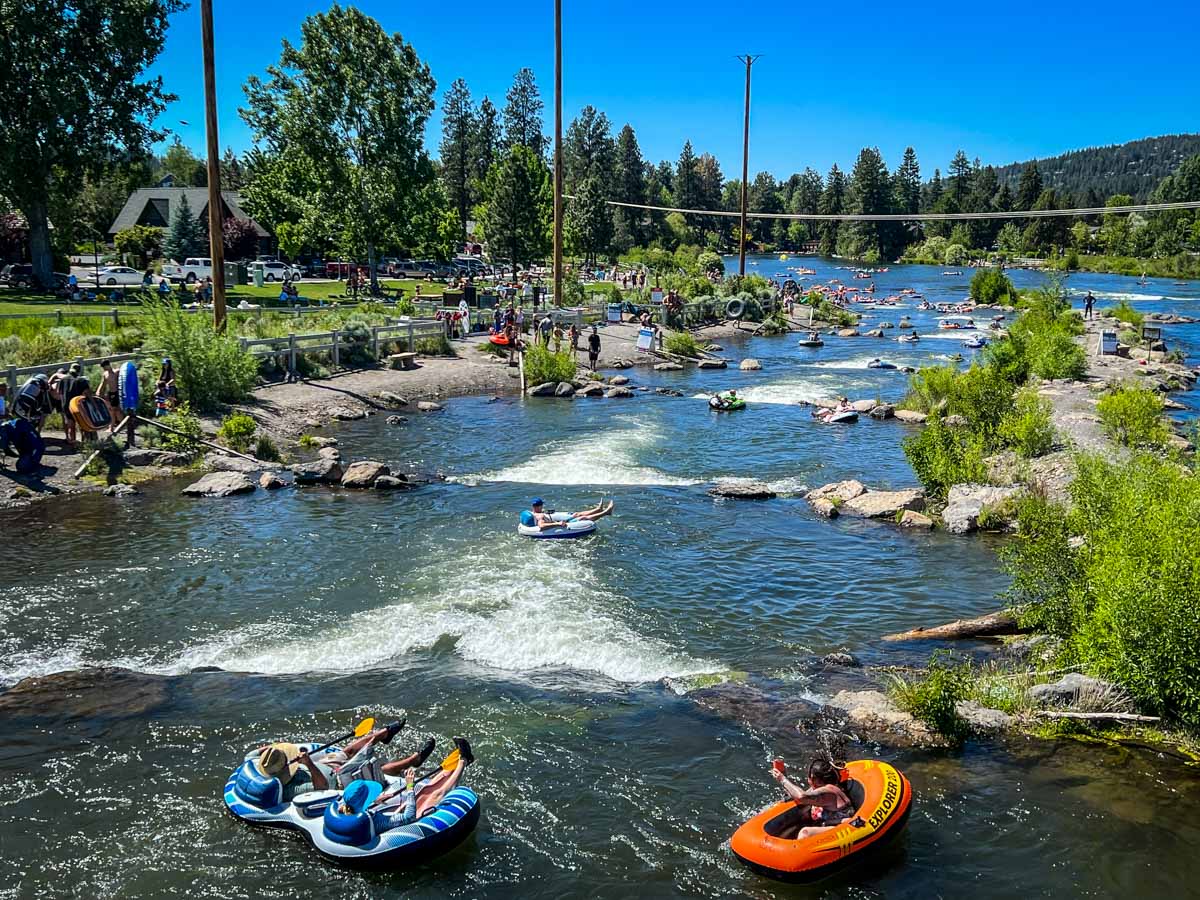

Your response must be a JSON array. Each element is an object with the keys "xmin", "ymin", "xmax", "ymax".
[
  {"xmin": 385, "ymin": 415, "xmax": 407, "ymax": 426},
  {"xmin": 373, "ymin": 474, "xmax": 410, "ymax": 491},
  {"xmin": 0, "ymin": 667, "xmax": 169, "ymax": 720},
  {"xmin": 709, "ymin": 480, "xmax": 777, "ymax": 500},
  {"xmin": 182, "ymin": 472, "xmax": 256, "ymax": 498},
  {"xmin": 822, "ymin": 652, "xmax": 860, "ymax": 667}
]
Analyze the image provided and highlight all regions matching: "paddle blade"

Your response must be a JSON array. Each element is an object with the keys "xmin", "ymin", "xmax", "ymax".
[
  {"xmin": 354, "ymin": 717, "xmax": 376, "ymax": 738},
  {"xmin": 439, "ymin": 748, "xmax": 461, "ymax": 771}
]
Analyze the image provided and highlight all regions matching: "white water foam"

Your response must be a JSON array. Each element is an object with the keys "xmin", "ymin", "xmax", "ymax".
[
  {"xmin": 802, "ymin": 354, "xmax": 909, "ymax": 370},
  {"xmin": 705, "ymin": 373, "xmax": 875, "ymax": 406},
  {"xmin": 457, "ymin": 417, "xmax": 700, "ymax": 486}
]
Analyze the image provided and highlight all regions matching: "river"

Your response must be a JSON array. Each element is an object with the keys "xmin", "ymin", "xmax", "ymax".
[{"xmin": 1, "ymin": 259, "xmax": 1197, "ymax": 898}]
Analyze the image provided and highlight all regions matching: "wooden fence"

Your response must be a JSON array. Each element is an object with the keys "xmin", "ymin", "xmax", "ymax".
[{"xmin": 237, "ymin": 318, "xmax": 448, "ymax": 373}]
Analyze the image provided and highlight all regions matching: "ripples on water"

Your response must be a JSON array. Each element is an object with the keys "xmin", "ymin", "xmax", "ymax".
[{"xmin": 1, "ymin": 261, "xmax": 1198, "ymax": 898}]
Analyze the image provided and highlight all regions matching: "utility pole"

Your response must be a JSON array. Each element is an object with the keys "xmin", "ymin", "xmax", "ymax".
[
  {"xmin": 736, "ymin": 55, "xmax": 760, "ymax": 280},
  {"xmin": 200, "ymin": 0, "xmax": 227, "ymax": 332},
  {"xmin": 552, "ymin": 0, "xmax": 563, "ymax": 307}
]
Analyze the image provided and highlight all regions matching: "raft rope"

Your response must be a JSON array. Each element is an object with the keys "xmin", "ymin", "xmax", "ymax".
[{"xmin": 565, "ymin": 196, "xmax": 1200, "ymax": 222}]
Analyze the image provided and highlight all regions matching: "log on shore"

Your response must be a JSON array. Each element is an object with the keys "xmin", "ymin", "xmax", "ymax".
[
  {"xmin": 882, "ymin": 610, "xmax": 1028, "ymax": 642},
  {"xmin": 1035, "ymin": 711, "xmax": 1161, "ymax": 724}
]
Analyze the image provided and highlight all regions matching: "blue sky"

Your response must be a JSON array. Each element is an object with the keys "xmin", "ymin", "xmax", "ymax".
[{"xmin": 151, "ymin": 0, "xmax": 1200, "ymax": 180}]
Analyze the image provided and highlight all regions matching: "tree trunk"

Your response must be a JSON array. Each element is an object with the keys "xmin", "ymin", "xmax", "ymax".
[
  {"xmin": 24, "ymin": 195, "xmax": 54, "ymax": 288},
  {"xmin": 881, "ymin": 610, "xmax": 1027, "ymax": 642}
]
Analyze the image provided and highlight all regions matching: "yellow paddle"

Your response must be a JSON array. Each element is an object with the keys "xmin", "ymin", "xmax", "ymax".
[
  {"xmin": 289, "ymin": 716, "xmax": 376, "ymax": 764},
  {"xmin": 413, "ymin": 747, "xmax": 461, "ymax": 782}
]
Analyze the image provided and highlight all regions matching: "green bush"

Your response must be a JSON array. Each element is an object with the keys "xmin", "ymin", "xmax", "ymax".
[
  {"xmin": 887, "ymin": 651, "xmax": 971, "ymax": 746},
  {"xmin": 1103, "ymin": 300, "xmax": 1144, "ymax": 328},
  {"xmin": 969, "ymin": 268, "xmax": 1016, "ymax": 305},
  {"xmin": 999, "ymin": 387, "xmax": 1056, "ymax": 458},
  {"xmin": 254, "ymin": 434, "xmax": 282, "ymax": 462},
  {"xmin": 414, "ymin": 335, "xmax": 455, "ymax": 357},
  {"xmin": 140, "ymin": 298, "xmax": 259, "ymax": 412},
  {"xmin": 1096, "ymin": 385, "xmax": 1168, "ymax": 448},
  {"xmin": 524, "ymin": 343, "xmax": 576, "ymax": 384},
  {"xmin": 111, "ymin": 327, "xmax": 145, "ymax": 353},
  {"xmin": 218, "ymin": 413, "xmax": 257, "ymax": 452},
  {"xmin": 902, "ymin": 416, "xmax": 989, "ymax": 499},
  {"xmin": 145, "ymin": 402, "xmax": 203, "ymax": 453},
  {"xmin": 664, "ymin": 331, "xmax": 700, "ymax": 358}
]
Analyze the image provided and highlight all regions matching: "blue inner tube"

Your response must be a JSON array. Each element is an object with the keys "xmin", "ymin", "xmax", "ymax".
[{"xmin": 725, "ymin": 298, "xmax": 745, "ymax": 319}]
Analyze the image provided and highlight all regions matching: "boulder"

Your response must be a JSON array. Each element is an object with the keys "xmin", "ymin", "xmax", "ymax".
[
  {"xmin": 0, "ymin": 667, "xmax": 168, "ymax": 720},
  {"xmin": 822, "ymin": 651, "xmax": 860, "ymax": 667},
  {"xmin": 291, "ymin": 458, "xmax": 344, "ymax": 485},
  {"xmin": 103, "ymin": 483, "xmax": 138, "ymax": 497},
  {"xmin": 897, "ymin": 510, "xmax": 934, "ymax": 530},
  {"xmin": 303, "ymin": 418, "xmax": 324, "ymax": 429},
  {"xmin": 709, "ymin": 480, "xmax": 777, "ymax": 500},
  {"xmin": 739, "ymin": 358, "xmax": 762, "ymax": 371},
  {"xmin": 306, "ymin": 436, "xmax": 338, "ymax": 449},
  {"xmin": 317, "ymin": 446, "xmax": 341, "ymax": 461},
  {"xmin": 955, "ymin": 700, "xmax": 1013, "ymax": 732},
  {"xmin": 605, "ymin": 386, "xmax": 635, "ymax": 399},
  {"xmin": 810, "ymin": 497, "xmax": 839, "ymax": 518},
  {"xmin": 123, "ymin": 448, "xmax": 180, "ymax": 467},
  {"xmin": 417, "ymin": 401, "xmax": 444, "ymax": 412},
  {"xmin": 610, "ymin": 375, "xmax": 631, "ymax": 385},
  {"xmin": 842, "ymin": 488, "xmax": 925, "ymax": 519},
  {"xmin": 654, "ymin": 388, "xmax": 684, "ymax": 397},
  {"xmin": 377, "ymin": 391, "xmax": 409, "ymax": 407},
  {"xmin": 837, "ymin": 328, "xmax": 860, "ymax": 337},
  {"xmin": 942, "ymin": 483, "xmax": 1024, "ymax": 535},
  {"xmin": 894, "ymin": 409, "xmax": 928, "ymax": 424},
  {"xmin": 697, "ymin": 359, "xmax": 727, "ymax": 369},
  {"xmin": 181, "ymin": 471, "xmax": 256, "ymax": 498},
  {"xmin": 878, "ymin": 321, "xmax": 895, "ymax": 329},
  {"xmin": 385, "ymin": 415, "xmax": 408, "ymax": 426},
  {"xmin": 373, "ymin": 474, "xmax": 410, "ymax": 491},
  {"xmin": 259, "ymin": 472, "xmax": 285, "ymax": 490},
  {"xmin": 341, "ymin": 460, "xmax": 390, "ymax": 488},
  {"xmin": 826, "ymin": 690, "xmax": 947, "ymax": 748},
  {"xmin": 610, "ymin": 358, "xmax": 633, "ymax": 369},
  {"xmin": 555, "ymin": 382, "xmax": 576, "ymax": 398},
  {"xmin": 943, "ymin": 414, "xmax": 969, "ymax": 427},
  {"xmin": 653, "ymin": 363, "xmax": 682, "ymax": 372},
  {"xmin": 851, "ymin": 399, "xmax": 876, "ymax": 413},
  {"xmin": 578, "ymin": 383, "xmax": 605, "ymax": 397},
  {"xmin": 329, "ymin": 406, "xmax": 366, "ymax": 421},
  {"xmin": 869, "ymin": 403, "xmax": 895, "ymax": 420},
  {"xmin": 808, "ymin": 480, "xmax": 867, "ymax": 503},
  {"xmin": 865, "ymin": 328, "xmax": 885, "ymax": 338},
  {"xmin": 205, "ymin": 453, "xmax": 262, "ymax": 475},
  {"xmin": 1029, "ymin": 673, "xmax": 1118, "ymax": 708},
  {"xmin": 526, "ymin": 382, "xmax": 558, "ymax": 397}
]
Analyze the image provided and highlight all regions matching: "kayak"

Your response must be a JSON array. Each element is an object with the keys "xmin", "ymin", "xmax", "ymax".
[
  {"xmin": 518, "ymin": 511, "xmax": 596, "ymax": 539},
  {"xmin": 710, "ymin": 396, "xmax": 747, "ymax": 411},
  {"xmin": 731, "ymin": 759, "xmax": 912, "ymax": 883},
  {"xmin": 224, "ymin": 744, "xmax": 481, "ymax": 869}
]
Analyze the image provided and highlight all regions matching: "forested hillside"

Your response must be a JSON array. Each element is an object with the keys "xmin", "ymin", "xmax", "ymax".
[{"xmin": 994, "ymin": 134, "xmax": 1200, "ymax": 202}]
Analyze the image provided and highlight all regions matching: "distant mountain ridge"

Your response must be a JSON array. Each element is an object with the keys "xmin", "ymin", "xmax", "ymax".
[{"xmin": 992, "ymin": 134, "xmax": 1200, "ymax": 203}]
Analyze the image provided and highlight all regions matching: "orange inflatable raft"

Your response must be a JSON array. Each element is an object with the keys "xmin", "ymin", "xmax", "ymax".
[
  {"xmin": 731, "ymin": 759, "xmax": 912, "ymax": 882},
  {"xmin": 488, "ymin": 332, "xmax": 511, "ymax": 347}
]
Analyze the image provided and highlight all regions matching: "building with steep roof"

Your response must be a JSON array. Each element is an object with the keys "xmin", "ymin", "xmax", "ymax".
[{"xmin": 108, "ymin": 188, "xmax": 271, "ymax": 256}]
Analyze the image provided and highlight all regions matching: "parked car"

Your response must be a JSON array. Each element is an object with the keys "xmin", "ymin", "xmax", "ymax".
[
  {"xmin": 398, "ymin": 260, "xmax": 435, "ymax": 278},
  {"xmin": 1, "ymin": 263, "xmax": 34, "ymax": 288},
  {"xmin": 93, "ymin": 265, "xmax": 144, "ymax": 286},
  {"xmin": 161, "ymin": 258, "xmax": 213, "ymax": 283},
  {"xmin": 257, "ymin": 261, "xmax": 303, "ymax": 282}
]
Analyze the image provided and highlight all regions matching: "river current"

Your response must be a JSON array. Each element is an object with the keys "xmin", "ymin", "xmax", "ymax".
[{"xmin": 1, "ymin": 260, "xmax": 1198, "ymax": 898}]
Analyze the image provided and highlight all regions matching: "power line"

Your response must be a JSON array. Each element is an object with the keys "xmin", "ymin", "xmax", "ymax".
[{"xmin": 564, "ymin": 196, "xmax": 1200, "ymax": 222}]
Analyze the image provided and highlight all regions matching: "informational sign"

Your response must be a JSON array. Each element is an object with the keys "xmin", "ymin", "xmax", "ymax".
[
  {"xmin": 650, "ymin": 288, "xmax": 663, "ymax": 305},
  {"xmin": 1099, "ymin": 330, "xmax": 1118, "ymax": 355},
  {"xmin": 606, "ymin": 303, "xmax": 623, "ymax": 323},
  {"xmin": 636, "ymin": 328, "xmax": 654, "ymax": 352}
]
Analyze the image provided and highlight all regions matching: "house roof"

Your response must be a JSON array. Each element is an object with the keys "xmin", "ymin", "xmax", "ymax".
[{"xmin": 108, "ymin": 188, "xmax": 270, "ymax": 238}]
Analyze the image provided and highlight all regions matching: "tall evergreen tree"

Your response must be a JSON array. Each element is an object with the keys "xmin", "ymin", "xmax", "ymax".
[
  {"xmin": 965, "ymin": 165, "xmax": 1001, "ymax": 248},
  {"xmin": 894, "ymin": 147, "xmax": 921, "ymax": 214},
  {"xmin": 1016, "ymin": 162, "xmax": 1044, "ymax": 210},
  {"xmin": 565, "ymin": 174, "xmax": 613, "ymax": 265},
  {"xmin": 473, "ymin": 96, "xmax": 501, "ymax": 191},
  {"xmin": 923, "ymin": 168, "xmax": 944, "ymax": 212},
  {"xmin": 477, "ymin": 145, "xmax": 552, "ymax": 272},
  {"xmin": 788, "ymin": 167, "xmax": 824, "ymax": 246},
  {"xmin": 502, "ymin": 68, "xmax": 546, "ymax": 157},
  {"xmin": 220, "ymin": 148, "xmax": 244, "ymax": 189},
  {"xmin": 818, "ymin": 163, "xmax": 846, "ymax": 256},
  {"xmin": 164, "ymin": 193, "xmax": 204, "ymax": 261},
  {"xmin": 563, "ymin": 105, "xmax": 614, "ymax": 192},
  {"xmin": 694, "ymin": 153, "xmax": 725, "ymax": 240},
  {"xmin": 949, "ymin": 149, "xmax": 973, "ymax": 205},
  {"xmin": 842, "ymin": 147, "xmax": 895, "ymax": 261},
  {"xmin": 1022, "ymin": 187, "xmax": 1068, "ymax": 253},
  {"xmin": 674, "ymin": 141, "xmax": 699, "ymax": 211},
  {"xmin": 612, "ymin": 125, "xmax": 646, "ymax": 250},
  {"xmin": 439, "ymin": 78, "xmax": 475, "ymax": 243}
]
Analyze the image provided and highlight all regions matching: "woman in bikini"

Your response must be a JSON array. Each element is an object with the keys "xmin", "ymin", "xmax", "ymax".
[{"xmin": 770, "ymin": 758, "xmax": 856, "ymax": 839}]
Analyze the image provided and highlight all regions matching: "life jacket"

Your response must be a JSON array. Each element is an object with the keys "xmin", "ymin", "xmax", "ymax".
[
  {"xmin": 13, "ymin": 378, "xmax": 50, "ymax": 421},
  {"xmin": 69, "ymin": 395, "xmax": 112, "ymax": 431},
  {"xmin": 519, "ymin": 510, "xmax": 536, "ymax": 527}
]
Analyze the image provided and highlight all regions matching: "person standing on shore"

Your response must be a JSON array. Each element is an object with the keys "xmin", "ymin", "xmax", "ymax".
[
  {"xmin": 1084, "ymin": 291, "xmax": 1095, "ymax": 319},
  {"xmin": 97, "ymin": 360, "xmax": 120, "ymax": 434},
  {"xmin": 587, "ymin": 325, "xmax": 601, "ymax": 372},
  {"xmin": 568, "ymin": 322, "xmax": 580, "ymax": 358}
]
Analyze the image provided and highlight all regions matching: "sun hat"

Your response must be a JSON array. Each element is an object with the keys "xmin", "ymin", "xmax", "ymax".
[
  {"xmin": 341, "ymin": 779, "xmax": 372, "ymax": 814},
  {"xmin": 257, "ymin": 742, "xmax": 302, "ymax": 783}
]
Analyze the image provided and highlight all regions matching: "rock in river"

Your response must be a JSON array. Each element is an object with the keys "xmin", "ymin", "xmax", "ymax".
[
  {"xmin": 341, "ymin": 460, "xmax": 390, "ymax": 488},
  {"xmin": 837, "ymin": 328, "xmax": 860, "ymax": 337},
  {"xmin": 894, "ymin": 409, "xmax": 928, "ymax": 424},
  {"xmin": 942, "ymin": 483, "xmax": 1023, "ymax": 534},
  {"xmin": 374, "ymin": 474, "xmax": 410, "ymax": 491},
  {"xmin": 555, "ymin": 382, "xmax": 576, "ymax": 398},
  {"xmin": 610, "ymin": 375, "xmax": 631, "ymax": 385},
  {"xmin": 385, "ymin": 415, "xmax": 407, "ymax": 426},
  {"xmin": 842, "ymin": 488, "xmax": 925, "ymax": 519},
  {"xmin": 329, "ymin": 406, "xmax": 367, "ymax": 421},
  {"xmin": 526, "ymin": 382, "xmax": 557, "ymax": 397},
  {"xmin": 709, "ymin": 480, "xmax": 777, "ymax": 500},
  {"xmin": 869, "ymin": 403, "xmax": 895, "ymax": 420},
  {"xmin": 822, "ymin": 651, "xmax": 860, "ymax": 667},
  {"xmin": 605, "ymin": 386, "xmax": 634, "ymax": 399},
  {"xmin": 578, "ymin": 383, "xmax": 605, "ymax": 397},
  {"xmin": 291, "ymin": 458, "xmax": 344, "ymax": 485},
  {"xmin": 259, "ymin": 472, "xmax": 285, "ymax": 490},
  {"xmin": 740, "ymin": 358, "xmax": 762, "ymax": 371},
  {"xmin": 807, "ymin": 480, "xmax": 867, "ymax": 503},
  {"xmin": 317, "ymin": 446, "xmax": 341, "ymax": 461},
  {"xmin": 104, "ymin": 483, "xmax": 139, "ymax": 497},
  {"xmin": 205, "ymin": 453, "xmax": 262, "ymax": 474},
  {"xmin": 897, "ymin": 510, "xmax": 934, "ymax": 530},
  {"xmin": 182, "ymin": 471, "xmax": 256, "ymax": 498},
  {"xmin": 417, "ymin": 401, "xmax": 444, "ymax": 412},
  {"xmin": 826, "ymin": 690, "xmax": 949, "ymax": 748},
  {"xmin": 0, "ymin": 667, "xmax": 169, "ymax": 720},
  {"xmin": 697, "ymin": 359, "xmax": 727, "ymax": 369},
  {"xmin": 653, "ymin": 363, "xmax": 683, "ymax": 372},
  {"xmin": 810, "ymin": 497, "xmax": 839, "ymax": 518}
]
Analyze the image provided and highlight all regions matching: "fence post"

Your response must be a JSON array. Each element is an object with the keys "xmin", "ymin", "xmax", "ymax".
[
  {"xmin": 442, "ymin": 317, "xmax": 449, "ymax": 340},
  {"xmin": 372, "ymin": 326, "xmax": 379, "ymax": 360},
  {"xmin": 288, "ymin": 334, "xmax": 297, "ymax": 378},
  {"xmin": 407, "ymin": 321, "xmax": 414, "ymax": 352},
  {"xmin": 56, "ymin": 309, "xmax": 63, "ymax": 325},
  {"xmin": 112, "ymin": 308, "xmax": 120, "ymax": 328},
  {"xmin": 6, "ymin": 366, "xmax": 16, "ymax": 396},
  {"xmin": 332, "ymin": 330, "xmax": 340, "ymax": 369}
]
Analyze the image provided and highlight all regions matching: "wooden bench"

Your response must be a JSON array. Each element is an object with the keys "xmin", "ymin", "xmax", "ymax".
[{"xmin": 387, "ymin": 352, "xmax": 418, "ymax": 370}]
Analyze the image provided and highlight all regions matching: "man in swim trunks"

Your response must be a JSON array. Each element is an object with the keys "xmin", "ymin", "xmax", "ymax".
[
  {"xmin": 340, "ymin": 738, "xmax": 475, "ymax": 829},
  {"xmin": 770, "ymin": 758, "xmax": 857, "ymax": 839},
  {"xmin": 527, "ymin": 497, "xmax": 614, "ymax": 530}
]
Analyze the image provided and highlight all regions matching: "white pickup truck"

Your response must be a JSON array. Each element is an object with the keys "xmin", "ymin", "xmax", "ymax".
[{"xmin": 161, "ymin": 258, "xmax": 213, "ymax": 283}]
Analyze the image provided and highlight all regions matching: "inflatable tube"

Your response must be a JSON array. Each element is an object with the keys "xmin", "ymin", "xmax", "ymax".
[
  {"xmin": 709, "ymin": 396, "xmax": 746, "ymax": 412},
  {"xmin": 824, "ymin": 410, "xmax": 858, "ymax": 424},
  {"xmin": 118, "ymin": 361, "xmax": 139, "ymax": 411},
  {"xmin": 224, "ymin": 745, "xmax": 481, "ymax": 869},
  {"xmin": 725, "ymin": 298, "xmax": 745, "ymax": 320},
  {"xmin": 797, "ymin": 339, "xmax": 824, "ymax": 348},
  {"xmin": 69, "ymin": 395, "xmax": 113, "ymax": 432},
  {"xmin": 489, "ymin": 333, "xmax": 511, "ymax": 347},
  {"xmin": 866, "ymin": 360, "xmax": 896, "ymax": 370},
  {"xmin": 518, "ymin": 511, "xmax": 597, "ymax": 539},
  {"xmin": 731, "ymin": 760, "xmax": 911, "ymax": 883},
  {"xmin": 962, "ymin": 337, "xmax": 987, "ymax": 349}
]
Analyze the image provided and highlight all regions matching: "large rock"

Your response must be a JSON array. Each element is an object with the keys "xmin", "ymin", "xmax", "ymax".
[
  {"xmin": 605, "ymin": 386, "xmax": 635, "ymax": 399},
  {"xmin": 373, "ymin": 474, "xmax": 410, "ymax": 491},
  {"xmin": 306, "ymin": 436, "xmax": 338, "ymax": 449},
  {"xmin": 291, "ymin": 458, "xmax": 344, "ymax": 485},
  {"xmin": 851, "ymin": 399, "xmax": 876, "ymax": 413},
  {"xmin": 807, "ymin": 480, "xmax": 867, "ymax": 503},
  {"xmin": 697, "ymin": 358, "xmax": 727, "ymax": 369},
  {"xmin": 837, "ymin": 328, "xmax": 860, "ymax": 337},
  {"xmin": 810, "ymin": 497, "xmax": 839, "ymax": 518},
  {"xmin": 554, "ymin": 382, "xmax": 576, "ymax": 398},
  {"xmin": 653, "ymin": 363, "xmax": 683, "ymax": 372},
  {"xmin": 124, "ymin": 447, "xmax": 185, "ymax": 467},
  {"xmin": 894, "ymin": 409, "xmax": 928, "ymax": 424},
  {"xmin": 182, "ymin": 471, "xmax": 256, "ymax": 498},
  {"xmin": 610, "ymin": 358, "xmax": 633, "ymax": 369},
  {"xmin": 955, "ymin": 700, "xmax": 1013, "ymax": 732},
  {"xmin": 377, "ymin": 391, "xmax": 409, "ymax": 407},
  {"xmin": 578, "ymin": 383, "xmax": 605, "ymax": 397},
  {"xmin": 385, "ymin": 415, "xmax": 407, "ymax": 426},
  {"xmin": 329, "ymin": 406, "xmax": 366, "ymax": 421},
  {"xmin": 869, "ymin": 403, "xmax": 895, "ymax": 420},
  {"xmin": 317, "ymin": 446, "xmax": 341, "ymax": 462},
  {"xmin": 526, "ymin": 381, "xmax": 557, "ymax": 397},
  {"xmin": 1029, "ymin": 673, "xmax": 1118, "ymax": 708},
  {"xmin": 842, "ymin": 488, "xmax": 925, "ymax": 519},
  {"xmin": 417, "ymin": 401, "xmax": 443, "ymax": 412},
  {"xmin": 341, "ymin": 460, "xmax": 390, "ymax": 488},
  {"xmin": 610, "ymin": 375, "xmax": 631, "ymax": 385},
  {"xmin": 740, "ymin": 358, "xmax": 762, "ymax": 371},
  {"xmin": 942, "ymin": 483, "xmax": 1024, "ymax": 534},
  {"xmin": 826, "ymin": 690, "xmax": 947, "ymax": 748},
  {"xmin": 822, "ymin": 651, "xmax": 860, "ymax": 667},
  {"xmin": 205, "ymin": 453, "xmax": 262, "ymax": 474},
  {"xmin": 897, "ymin": 510, "xmax": 934, "ymax": 530},
  {"xmin": 104, "ymin": 483, "xmax": 138, "ymax": 497},
  {"xmin": 709, "ymin": 480, "xmax": 777, "ymax": 500},
  {"xmin": 259, "ymin": 472, "xmax": 285, "ymax": 490},
  {"xmin": 865, "ymin": 328, "xmax": 885, "ymax": 338}
]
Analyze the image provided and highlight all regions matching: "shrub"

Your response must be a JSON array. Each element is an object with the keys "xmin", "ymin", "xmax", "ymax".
[
  {"xmin": 969, "ymin": 268, "xmax": 1016, "ymax": 305},
  {"xmin": 901, "ymin": 365, "xmax": 961, "ymax": 414},
  {"xmin": 886, "ymin": 651, "xmax": 971, "ymax": 746},
  {"xmin": 254, "ymin": 434, "xmax": 282, "ymax": 462},
  {"xmin": 218, "ymin": 413, "xmax": 257, "ymax": 452},
  {"xmin": 758, "ymin": 310, "xmax": 789, "ymax": 336},
  {"xmin": 140, "ymin": 298, "xmax": 259, "ymax": 412},
  {"xmin": 902, "ymin": 416, "xmax": 988, "ymax": 498},
  {"xmin": 298, "ymin": 434, "xmax": 319, "ymax": 448},
  {"xmin": 1026, "ymin": 328, "xmax": 1087, "ymax": 381},
  {"xmin": 1096, "ymin": 385, "xmax": 1168, "ymax": 448},
  {"xmin": 414, "ymin": 335, "xmax": 455, "ymax": 357},
  {"xmin": 1103, "ymin": 300, "xmax": 1143, "ymax": 328},
  {"xmin": 524, "ymin": 343, "xmax": 576, "ymax": 384},
  {"xmin": 999, "ymin": 387, "xmax": 1056, "ymax": 458},
  {"xmin": 944, "ymin": 243, "xmax": 968, "ymax": 266},
  {"xmin": 697, "ymin": 250, "xmax": 724, "ymax": 277},
  {"xmin": 664, "ymin": 331, "xmax": 700, "ymax": 358},
  {"xmin": 111, "ymin": 327, "xmax": 145, "ymax": 353},
  {"xmin": 146, "ymin": 402, "xmax": 203, "ymax": 453}
]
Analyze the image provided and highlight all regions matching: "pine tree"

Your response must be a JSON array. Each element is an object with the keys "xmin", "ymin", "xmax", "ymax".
[
  {"xmin": 949, "ymin": 150, "xmax": 973, "ymax": 205},
  {"xmin": 1016, "ymin": 162, "xmax": 1044, "ymax": 211},
  {"xmin": 164, "ymin": 193, "xmax": 203, "ymax": 262},
  {"xmin": 788, "ymin": 167, "xmax": 823, "ymax": 245},
  {"xmin": 473, "ymin": 96, "xmax": 501, "ymax": 190},
  {"xmin": 818, "ymin": 164, "xmax": 846, "ymax": 256},
  {"xmin": 924, "ymin": 168, "xmax": 944, "ymax": 211},
  {"xmin": 674, "ymin": 141, "xmax": 699, "ymax": 211},
  {"xmin": 220, "ymin": 148, "xmax": 243, "ymax": 189},
  {"xmin": 502, "ymin": 68, "xmax": 546, "ymax": 157},
  {"xmin": 563, "ymin": 105, "xmax": 615, "ymax": 192},
  {"xmin": 842, "ymin": 147, "xmax": 895, "ymax": 261},
  {"xmin": 565, "ymin": 174, "xmax": 613, "ymax": 265},
  {"xmin": 694, "ymin": 153, "xmax": 724, "ymax": 240},
  {"xmin": 612, "ymin": 124, "xmax": 646, "ymax": 250},
  {"xmin": 894, "ymin": 147, "xmax": 921, "ymax": 214},
  {"xmin": 476, "ymin": 146, "xmax": 552, "ymax": 272},
  {"xmin": 439, "ymin": 79, "xmax": 476, "ymax": 243}
]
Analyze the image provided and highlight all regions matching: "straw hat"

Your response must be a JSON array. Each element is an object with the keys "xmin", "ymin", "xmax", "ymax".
[{"xmin": 256, "ymin": 742, "xmax": 302, "ymax": 783}]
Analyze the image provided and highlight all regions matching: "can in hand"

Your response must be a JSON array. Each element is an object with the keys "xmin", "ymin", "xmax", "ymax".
[{"xmin": 772, "ymin": 758, "xmax": 786, "ymax": 775}]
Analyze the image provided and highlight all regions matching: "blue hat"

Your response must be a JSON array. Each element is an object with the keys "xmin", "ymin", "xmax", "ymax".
[
  {"xmin": 531, "ymin": 498, "xmax": 544, "ymax": 506},
  {"xmin": 342, "ymin": 780, "xmax": 371, "ymax": 813}
]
